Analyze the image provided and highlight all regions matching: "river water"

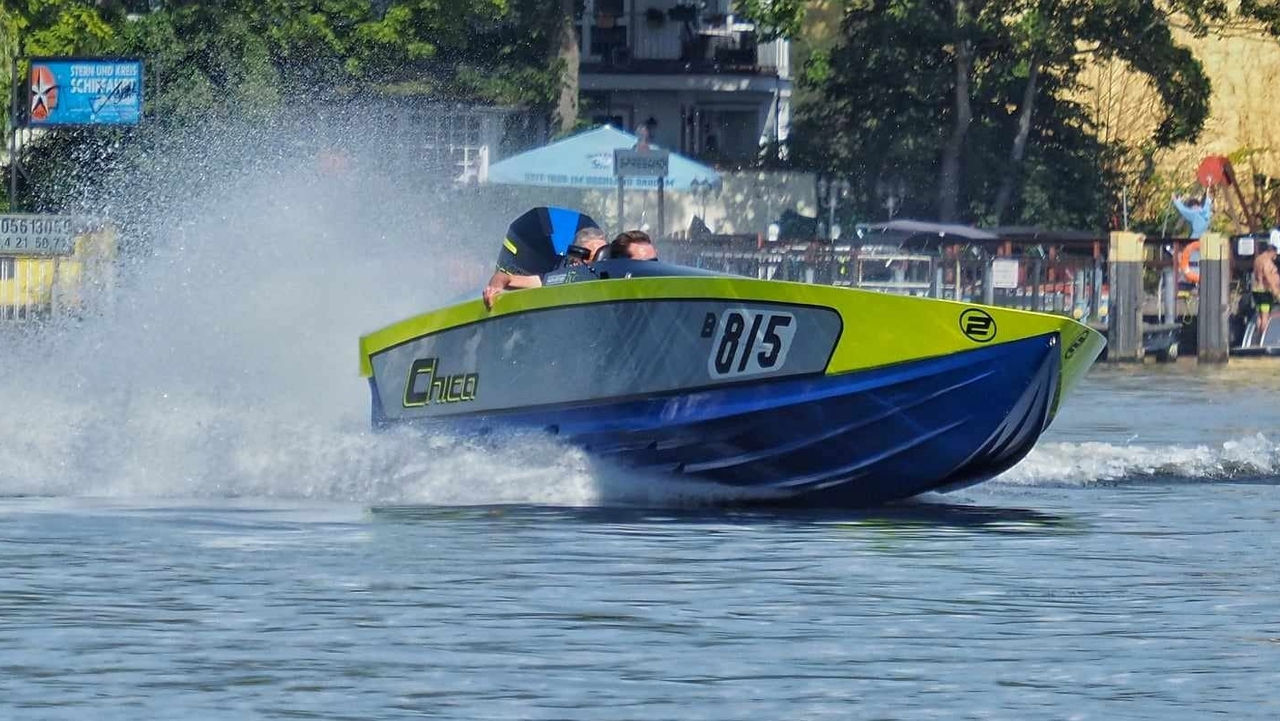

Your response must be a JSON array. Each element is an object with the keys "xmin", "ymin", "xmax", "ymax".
[
  {"xmin": 3, "ymin": 359, "xmax": 1278, "ymax": 719},
  {"xmin": 3, "ymin": 166, "xmax": 1279, "ymax": 718}
]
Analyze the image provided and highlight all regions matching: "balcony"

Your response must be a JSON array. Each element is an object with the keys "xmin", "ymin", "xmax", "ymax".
[{"xmin": 577, "ymin": 5, "xmax": 788, "ymax": 78}]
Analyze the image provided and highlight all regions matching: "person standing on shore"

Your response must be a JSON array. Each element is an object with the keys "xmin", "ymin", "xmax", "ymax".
[
  {"xmin": 1172, "ymin": 190, "xmax": 1213, "ymax": 239},
  {"xmin": 1252, "ymin": 241, "xmax": 1280, "ymax": 343}
]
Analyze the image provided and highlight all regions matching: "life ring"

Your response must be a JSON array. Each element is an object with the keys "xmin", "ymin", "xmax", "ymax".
[{"xmin": 1178, "ymin": 241, "xmax": 1201, "ymax": 284}]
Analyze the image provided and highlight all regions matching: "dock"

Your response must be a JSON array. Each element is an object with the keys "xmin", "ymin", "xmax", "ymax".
[{"xmin": 664, "ymin": 221, "xmax": 1260, "ymax": 364}]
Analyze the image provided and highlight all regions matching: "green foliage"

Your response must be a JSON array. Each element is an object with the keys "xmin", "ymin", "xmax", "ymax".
[
  {"xmin": 3, "ymin": 1, "xmax": 127, "ymax": 210},
  {"xmin": 2, "ymin": 0, "xmax": 122, "ymax": 134},
  {"xmin": 793, "ymin": 0, "xmax": 1243, "ymax": 228},
  {"xmin": 800, "ymin": 47, "xmax": 830, "ymax": 87},
  {"xmin": 2, "ymin": 0, "xmax": 565, "ymax": 130},
  {"xmin": 733, "ymin": 0, "xmax": 805, "ymax": 41},
  {"xmin": 1, "ymin": 4, "xmax": 21, "ymax": 136},
  {"xmin": 16, "ymin": 0, "xmax": 117, "ymax": 56},
  {"xmin": 2, "ymin": 0, "xmax": 570, "ymax": 210},
  {"xmin": 793, "ymin": 1, "xmax": 955, "ymax": 222}
]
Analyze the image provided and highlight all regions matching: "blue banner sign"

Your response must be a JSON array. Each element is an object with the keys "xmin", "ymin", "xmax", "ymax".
[{"xmin": 27, "ymin": 58, "xmax": 143, "ymax": 126}]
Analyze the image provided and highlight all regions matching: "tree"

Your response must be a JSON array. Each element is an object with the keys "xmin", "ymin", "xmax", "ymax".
[
  {"xmin": 1, "ymin": 0, "xmax": 125, "ymax": 210},
  {"xmin": 795, "ymin": 0, "xmax": 1228, "ymax": 228},
  {"xmin": 7, "ymin": 1, "xmax": 574, "ymax": 212},
  {"xmin": 986, "ymin": 0, "xmax": 1216, "ymax": 223},
  {"xmin": 1, "ymin": 1, "xmax": 121, "ymax": 132},
  {"xmin": 734, "ymin": 0, "xmax": 807, "ymax": 41},
  {"xmin": 938, "ymin": 0, "xmax": 980, "ymax": 222},
  {"xmin": 792, "ymin": 2, "xmax": 958, "ymax": 223},
  {"xmin": 551, "ymin": 0, "xmax": 578, "ymax": 135}
]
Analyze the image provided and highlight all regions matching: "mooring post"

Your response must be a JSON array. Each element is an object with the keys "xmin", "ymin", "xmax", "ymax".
[
  {"xmin": 616, "ymin": 176, "xmax": 624, "ymax": 230},
  {"xmin": 9, "ymin": 58, "xmax": 20, "ymax": 211},
  {"xmin": 1031, "ymin": 258, "xmax": 1043, "ymax": 312},
  {"xmin": 657, "ymin": 177, "xmax": 665, "ymax": 240},
  {"xmin": 982, "ymin": 254, "xmax": 995, "ymax": 305},
  {"xmin": 1107, "ymin": 231, "xmax": 1144, "ymax": 362},
  {"xmin": 953, "ymin": 253, "xmax": 962, "ymax": 301},
  {"xmin": 1162, "ymin": 267, "xmax": 1176, "ymax": 324},
  {"xmin": 1073, "ymin": 271, "xmax": 1086, "ymax": 319},
  {"xmin": 50, "ymin": 258, "xmax": 60, "ymax": 319},
  {"xmin": 1092, "ymin": 257, "xmax": 1104, "ymax": 321},
  {"xmin": 1197, "ymin": 232, "xmax": 1230, "ymax": 364}
]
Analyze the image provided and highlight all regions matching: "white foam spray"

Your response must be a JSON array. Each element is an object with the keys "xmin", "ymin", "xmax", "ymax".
[
  {"xmin": 0, "ymin": 120, "xmax": 755, "ymax": 507},
  {"xmin": 995, "ymin": 434, "xmax": 1280, "ymax": 487}
]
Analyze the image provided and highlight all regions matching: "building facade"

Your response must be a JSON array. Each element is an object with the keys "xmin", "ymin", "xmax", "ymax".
[{"xmin": 577, "ymin": 0, "xmax": 791, "ymax": 164}]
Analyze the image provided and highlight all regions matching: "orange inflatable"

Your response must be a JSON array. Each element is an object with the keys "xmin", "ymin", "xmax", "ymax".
[{"xmin": 1178, "ymin": 241, "xmax": 1201, "ymax": 284}]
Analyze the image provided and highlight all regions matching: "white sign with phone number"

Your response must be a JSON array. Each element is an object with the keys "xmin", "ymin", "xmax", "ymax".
[
  {"xmin": 0, "ymin": 214, "xmax": 79, "ymax": 256},
  {"xmin": 613, "ymin": 149, "xmax": 670, "ymax": 178}
]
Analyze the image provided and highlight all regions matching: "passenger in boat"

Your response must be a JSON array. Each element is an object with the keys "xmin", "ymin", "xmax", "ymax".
[
  {"xmin": 483, "ymin": 226, "xmax": 607, "ymax": 308},
  {"xmin": 609, "ymin": 230, "xmax": 658, "ymax": 261},
  {"xmin": 1252, "ymin": 241, "xmax": 1280, "ymax": 341}
]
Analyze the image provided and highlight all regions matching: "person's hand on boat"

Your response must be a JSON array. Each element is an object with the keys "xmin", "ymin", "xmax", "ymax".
[{"xmin": 482, "ymin": 284, "xmax": 504, "ymax": 310}]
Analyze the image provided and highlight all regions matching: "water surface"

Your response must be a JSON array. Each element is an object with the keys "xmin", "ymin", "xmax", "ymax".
[{"xmin": 3, "ymin": 365, "xmax": 1279, "ymax": 719}]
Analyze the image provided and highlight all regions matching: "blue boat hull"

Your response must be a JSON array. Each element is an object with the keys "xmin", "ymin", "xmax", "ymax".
[{"xmin": 372, "ymin": 333, "xmax": 1060, "ymax": 506}]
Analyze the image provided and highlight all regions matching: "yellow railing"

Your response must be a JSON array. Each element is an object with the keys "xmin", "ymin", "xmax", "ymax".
[{"xmin": 0, "ymin": 226, "xmax": 117, "ymax": 321}]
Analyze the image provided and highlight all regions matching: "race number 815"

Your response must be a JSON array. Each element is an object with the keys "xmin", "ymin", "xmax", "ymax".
[{"xmin": 706, "ymin": 309, "xmax": 796, "ymax": 378}]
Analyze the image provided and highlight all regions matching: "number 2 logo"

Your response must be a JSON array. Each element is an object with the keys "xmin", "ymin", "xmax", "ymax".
[{"xmin": 706, "ymin": 309, "xmax": 796, "ymax": 378}]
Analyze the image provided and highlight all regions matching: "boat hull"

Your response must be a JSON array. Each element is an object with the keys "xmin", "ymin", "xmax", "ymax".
[{"xmin": 360, "ymin": 271, "xmax": 1104, "ymax": 506}]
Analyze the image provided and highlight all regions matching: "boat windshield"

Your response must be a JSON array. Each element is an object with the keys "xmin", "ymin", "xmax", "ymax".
[{"xmin": 542, "ymin": 259, "xmax": 725, "ymax": 286}]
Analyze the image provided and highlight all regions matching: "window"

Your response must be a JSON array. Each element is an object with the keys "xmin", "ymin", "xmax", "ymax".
[{"xmin": 576, "ymin": 0, "xmax": 632, "ymax": 60}]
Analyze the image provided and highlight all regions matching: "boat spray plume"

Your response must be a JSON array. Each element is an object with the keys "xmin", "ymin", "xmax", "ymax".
[{"xmin": 0, "ymin": 114, "xmax": 745, "ymax": 506}]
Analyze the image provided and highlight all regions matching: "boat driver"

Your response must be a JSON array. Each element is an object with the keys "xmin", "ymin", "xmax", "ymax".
[
  {"xmin": 483, "ymin": 227, "xmax": 607, "ymax": 309},
  {"xmin": 609, "ymin": 230, "xmax": 658, "ymax": 261},
  {"xmin": 567, "ymin": 228, "xmax": 609, "ymax": 265},
  {"xmin": 1252, "ymin": 240, "xmax": 1280, "ymax": 342}
]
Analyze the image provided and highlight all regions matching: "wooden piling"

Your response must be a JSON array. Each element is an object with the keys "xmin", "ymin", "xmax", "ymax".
[
  {"xmin": 953, "ymin": 254, "xmax": 962, "ymax": 302},
  {"xmin": 1031, "ymin": 258, "xmax": 1043, "ymax": 311},
  {"xmin": 1197, "ymin": 232, "xmax": 1230, "ymax": 364},
  {"xmin": 982, "ymin": 255, "xmax": 995, "ymax": 305},
  {"xmin": 1108, "ymin": 231, "xmax": 1144, "ymax": 362},
  {"xmin": 1092, "ymin": 257, "xmax": 1104, "ymax": 322}
]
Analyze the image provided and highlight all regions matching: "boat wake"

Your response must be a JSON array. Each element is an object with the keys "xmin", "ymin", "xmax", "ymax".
[
  {"xmin": 0, "ymin": 402, "xmax": 759, "ymax": 506},
  {"xmin": 3, "ymin": 403, "xmax": 1273, "ymax": 505},
  {"xmin": 994, "ymin": 434, "xmax": 1280, "ymax": 487}
]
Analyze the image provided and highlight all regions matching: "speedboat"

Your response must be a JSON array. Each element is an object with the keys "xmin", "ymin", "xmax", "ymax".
[{"xmin": 359, "ymin": 263, "xmax": 1104, "ymax": 507}]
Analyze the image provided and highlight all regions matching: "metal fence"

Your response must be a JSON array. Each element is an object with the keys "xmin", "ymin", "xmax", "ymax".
[
  {"xmin": 0, "ymin": 227, "xmax": 117, "ymax": 325},
  {"xmin": 982, "ymin": 256, "xmax": 1106, "ymax": 321},
  {"xmin": 0, "ymin": 256, "xmax": 55, "ymax": 322},
  {"xmin": 666, "ymin": 239, "xmax": 1110, "ymax": 322}
]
